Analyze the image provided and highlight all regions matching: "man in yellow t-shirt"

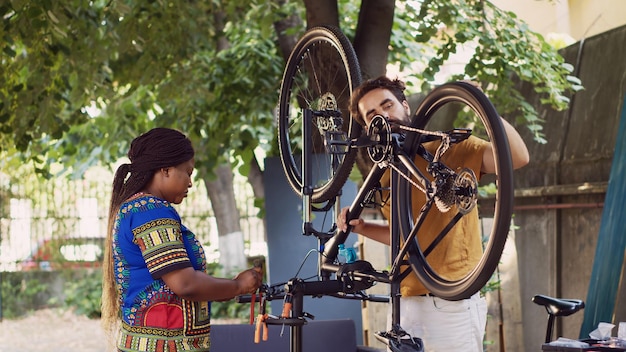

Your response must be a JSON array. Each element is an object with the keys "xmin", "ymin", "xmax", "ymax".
[{"xmin": 337, "ymin": 76, "xmax": 529, "ymax": 351}]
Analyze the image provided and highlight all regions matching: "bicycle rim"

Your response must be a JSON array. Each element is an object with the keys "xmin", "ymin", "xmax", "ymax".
[
  {"xmin": 277, "ymin": 25, "xmax": 362, "ymax": 202},
  {"xmin": 397, "ymin": 81, "xmax": 514, "ymax": 300}
]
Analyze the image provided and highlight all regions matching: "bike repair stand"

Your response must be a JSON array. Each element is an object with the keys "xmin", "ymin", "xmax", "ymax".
[
  {"xmin": 279, "ymin": 107, "xmax": 316, "ymax": 352},
  {"xmin": 269, "ymin": 108, "xmax": 424, "ymax": 352},
  {"xmin": 265, "ymin": 108, "xmax": 337, "ymax": 352}
]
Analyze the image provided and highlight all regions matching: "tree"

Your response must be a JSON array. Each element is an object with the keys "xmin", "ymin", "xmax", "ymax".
[
  {"xmin": 1, "ymin": 0, "xmax": 580, "ymax": 271},
  {"xmin": 300, "ymin": 0, "xmax": 582, "ymax": 175},
  {"xmin": 1, "ymin": 0, "xmax": 285, "ymax": 273}
]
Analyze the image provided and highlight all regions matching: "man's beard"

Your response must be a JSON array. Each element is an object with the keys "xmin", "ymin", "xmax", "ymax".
[{"xmin": 389, "ymin": 111, "xmax": 411, "ymax": 134}]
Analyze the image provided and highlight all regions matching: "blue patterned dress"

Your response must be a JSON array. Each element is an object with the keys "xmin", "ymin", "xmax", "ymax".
[{"xmin": 113, "ymin": 193, "xmax": 211, "ymax": 351}]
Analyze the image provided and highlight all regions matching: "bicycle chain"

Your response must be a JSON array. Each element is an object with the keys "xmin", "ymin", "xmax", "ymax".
[
  {"xmin": 395, "ymin": 124, "xmax": 448, "ymax": 138},
  {"xmin": 396, "ymin": 124, "xmax": 451, "ymax": 163},
  {"xmin": 385, "ymin": 162, "xmax": 426, "ymax": 194},
  {"xmin": 380, "ymin": 123, "xmax": 453, "ymax": 195}
]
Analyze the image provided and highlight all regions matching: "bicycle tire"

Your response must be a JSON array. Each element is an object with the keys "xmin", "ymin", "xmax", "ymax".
[
  {"xmin": 277, "ymin": 25, "xmax": 362, "ymax": 202},
  {"xmin": 397, "ymin": 81, "xmax": 514, "ymax": 300}
]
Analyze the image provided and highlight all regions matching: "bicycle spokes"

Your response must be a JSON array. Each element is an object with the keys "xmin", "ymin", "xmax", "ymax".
[{"xmin": 277, "ymin": 25, "xmax": 362, "ymax": 203}]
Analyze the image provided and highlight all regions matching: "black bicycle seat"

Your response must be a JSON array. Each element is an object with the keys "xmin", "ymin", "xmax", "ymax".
[{"xmin": 532, "ymin": 294, "xmax": 585, "ymax": 317}]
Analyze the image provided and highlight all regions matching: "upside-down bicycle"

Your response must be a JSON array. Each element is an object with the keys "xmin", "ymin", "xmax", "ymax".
[{"xmin": 239, "ymin": 25, "xmax": 515, "ymax": 352}]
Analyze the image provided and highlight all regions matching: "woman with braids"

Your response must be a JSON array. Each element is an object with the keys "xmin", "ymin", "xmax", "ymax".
[{"xmin": 101, "ymin": 127, "xmax": 262, "ymax": 351}]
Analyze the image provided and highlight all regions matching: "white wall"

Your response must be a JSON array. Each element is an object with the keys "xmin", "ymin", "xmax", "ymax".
[{"xmin": 492, "ymin": 0, "xmax": 626, "ymax": 41}]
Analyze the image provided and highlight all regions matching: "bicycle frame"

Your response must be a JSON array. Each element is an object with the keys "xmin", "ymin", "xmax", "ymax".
[
  {"xmin": 250, "ymin": 109, "xmax": 426, "ymax": 352},
  {"xmin": 316, "ymin": 113, "xmax": 472, "ymax": 335},
  {"xmin": 252, "ymin": 78, "xmax": 513, "ymax": 352},
  {"xmin": 305, "ymin": 110, "xmax": 464, "ymax": 351}
]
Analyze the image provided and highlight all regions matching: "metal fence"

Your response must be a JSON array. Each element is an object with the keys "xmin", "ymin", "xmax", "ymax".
[{"xmin": 0, "ymin": 169, "xmax": 266, "ymax": 271}]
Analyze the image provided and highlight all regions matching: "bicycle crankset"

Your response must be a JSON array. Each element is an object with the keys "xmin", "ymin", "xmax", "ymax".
[{"xmin": 366, "ymin": 114, "xmax": 406, "ymax": 163}]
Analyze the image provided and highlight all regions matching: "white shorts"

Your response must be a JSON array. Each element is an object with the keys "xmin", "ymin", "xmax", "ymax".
[{"xmin": 387, "ymin": 293, "xmax": 488, "ymax": 352}]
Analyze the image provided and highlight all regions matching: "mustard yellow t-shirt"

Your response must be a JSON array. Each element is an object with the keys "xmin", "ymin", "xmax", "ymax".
[{"xmin": 380, "ymin": 136, "xmax": 488, "ymax": 296}]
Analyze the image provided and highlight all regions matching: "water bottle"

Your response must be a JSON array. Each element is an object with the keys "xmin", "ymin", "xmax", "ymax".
[{"xmin": 338, "ymin": 244, "xmax": 357, "ymax": 264}]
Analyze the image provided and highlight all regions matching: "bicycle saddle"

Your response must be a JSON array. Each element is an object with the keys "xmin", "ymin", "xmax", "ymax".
[{"xmin": 532, "ymin": 294, "xmax": 585, "ymax": 317}]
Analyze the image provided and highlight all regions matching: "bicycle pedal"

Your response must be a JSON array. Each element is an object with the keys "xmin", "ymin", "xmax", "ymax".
[
  {"xmin": 390, "ymin": 337, "xmax": 424, "ymax": 352},
  {"xmin": 375, "ymin": 331, "xmax": 424, "ymax": 352}
]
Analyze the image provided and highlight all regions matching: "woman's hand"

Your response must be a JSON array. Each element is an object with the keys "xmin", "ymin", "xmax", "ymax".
[
  {"xmin": 234, "ymin": 267, "xmax": 263, "ymax": 295},
  {"xmin": 163, "ymin": 266, "xmax": 263, "ymax": 302}
]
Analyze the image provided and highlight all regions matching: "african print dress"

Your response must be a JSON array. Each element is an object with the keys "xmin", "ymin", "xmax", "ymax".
[{"xmin": 113, "ymin": 193, "xmax": 211, "ymax": 352}]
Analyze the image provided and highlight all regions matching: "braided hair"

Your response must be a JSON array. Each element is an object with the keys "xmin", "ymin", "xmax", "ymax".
[
  {"xmin": 109, "ymin": 127, "xmax": 195, "ymax": 208},
  {"xmin": 101, "ymin": 127, "xmax": 195, "ymax": 339}
]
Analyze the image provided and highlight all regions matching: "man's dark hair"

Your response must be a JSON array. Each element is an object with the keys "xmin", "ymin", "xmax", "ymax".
[{"xmin": 349, "ymin": 76, "xmax": 407, "ymax": 126}]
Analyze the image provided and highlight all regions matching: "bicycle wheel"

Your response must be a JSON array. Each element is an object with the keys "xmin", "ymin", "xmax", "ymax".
[
  {"xmin": 277, "ymin": 25, "xmax": 362, "ymax": 202},
  {"xmin": 397, "ymin": 81, "xmax": 514, "ymax": 300}
]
